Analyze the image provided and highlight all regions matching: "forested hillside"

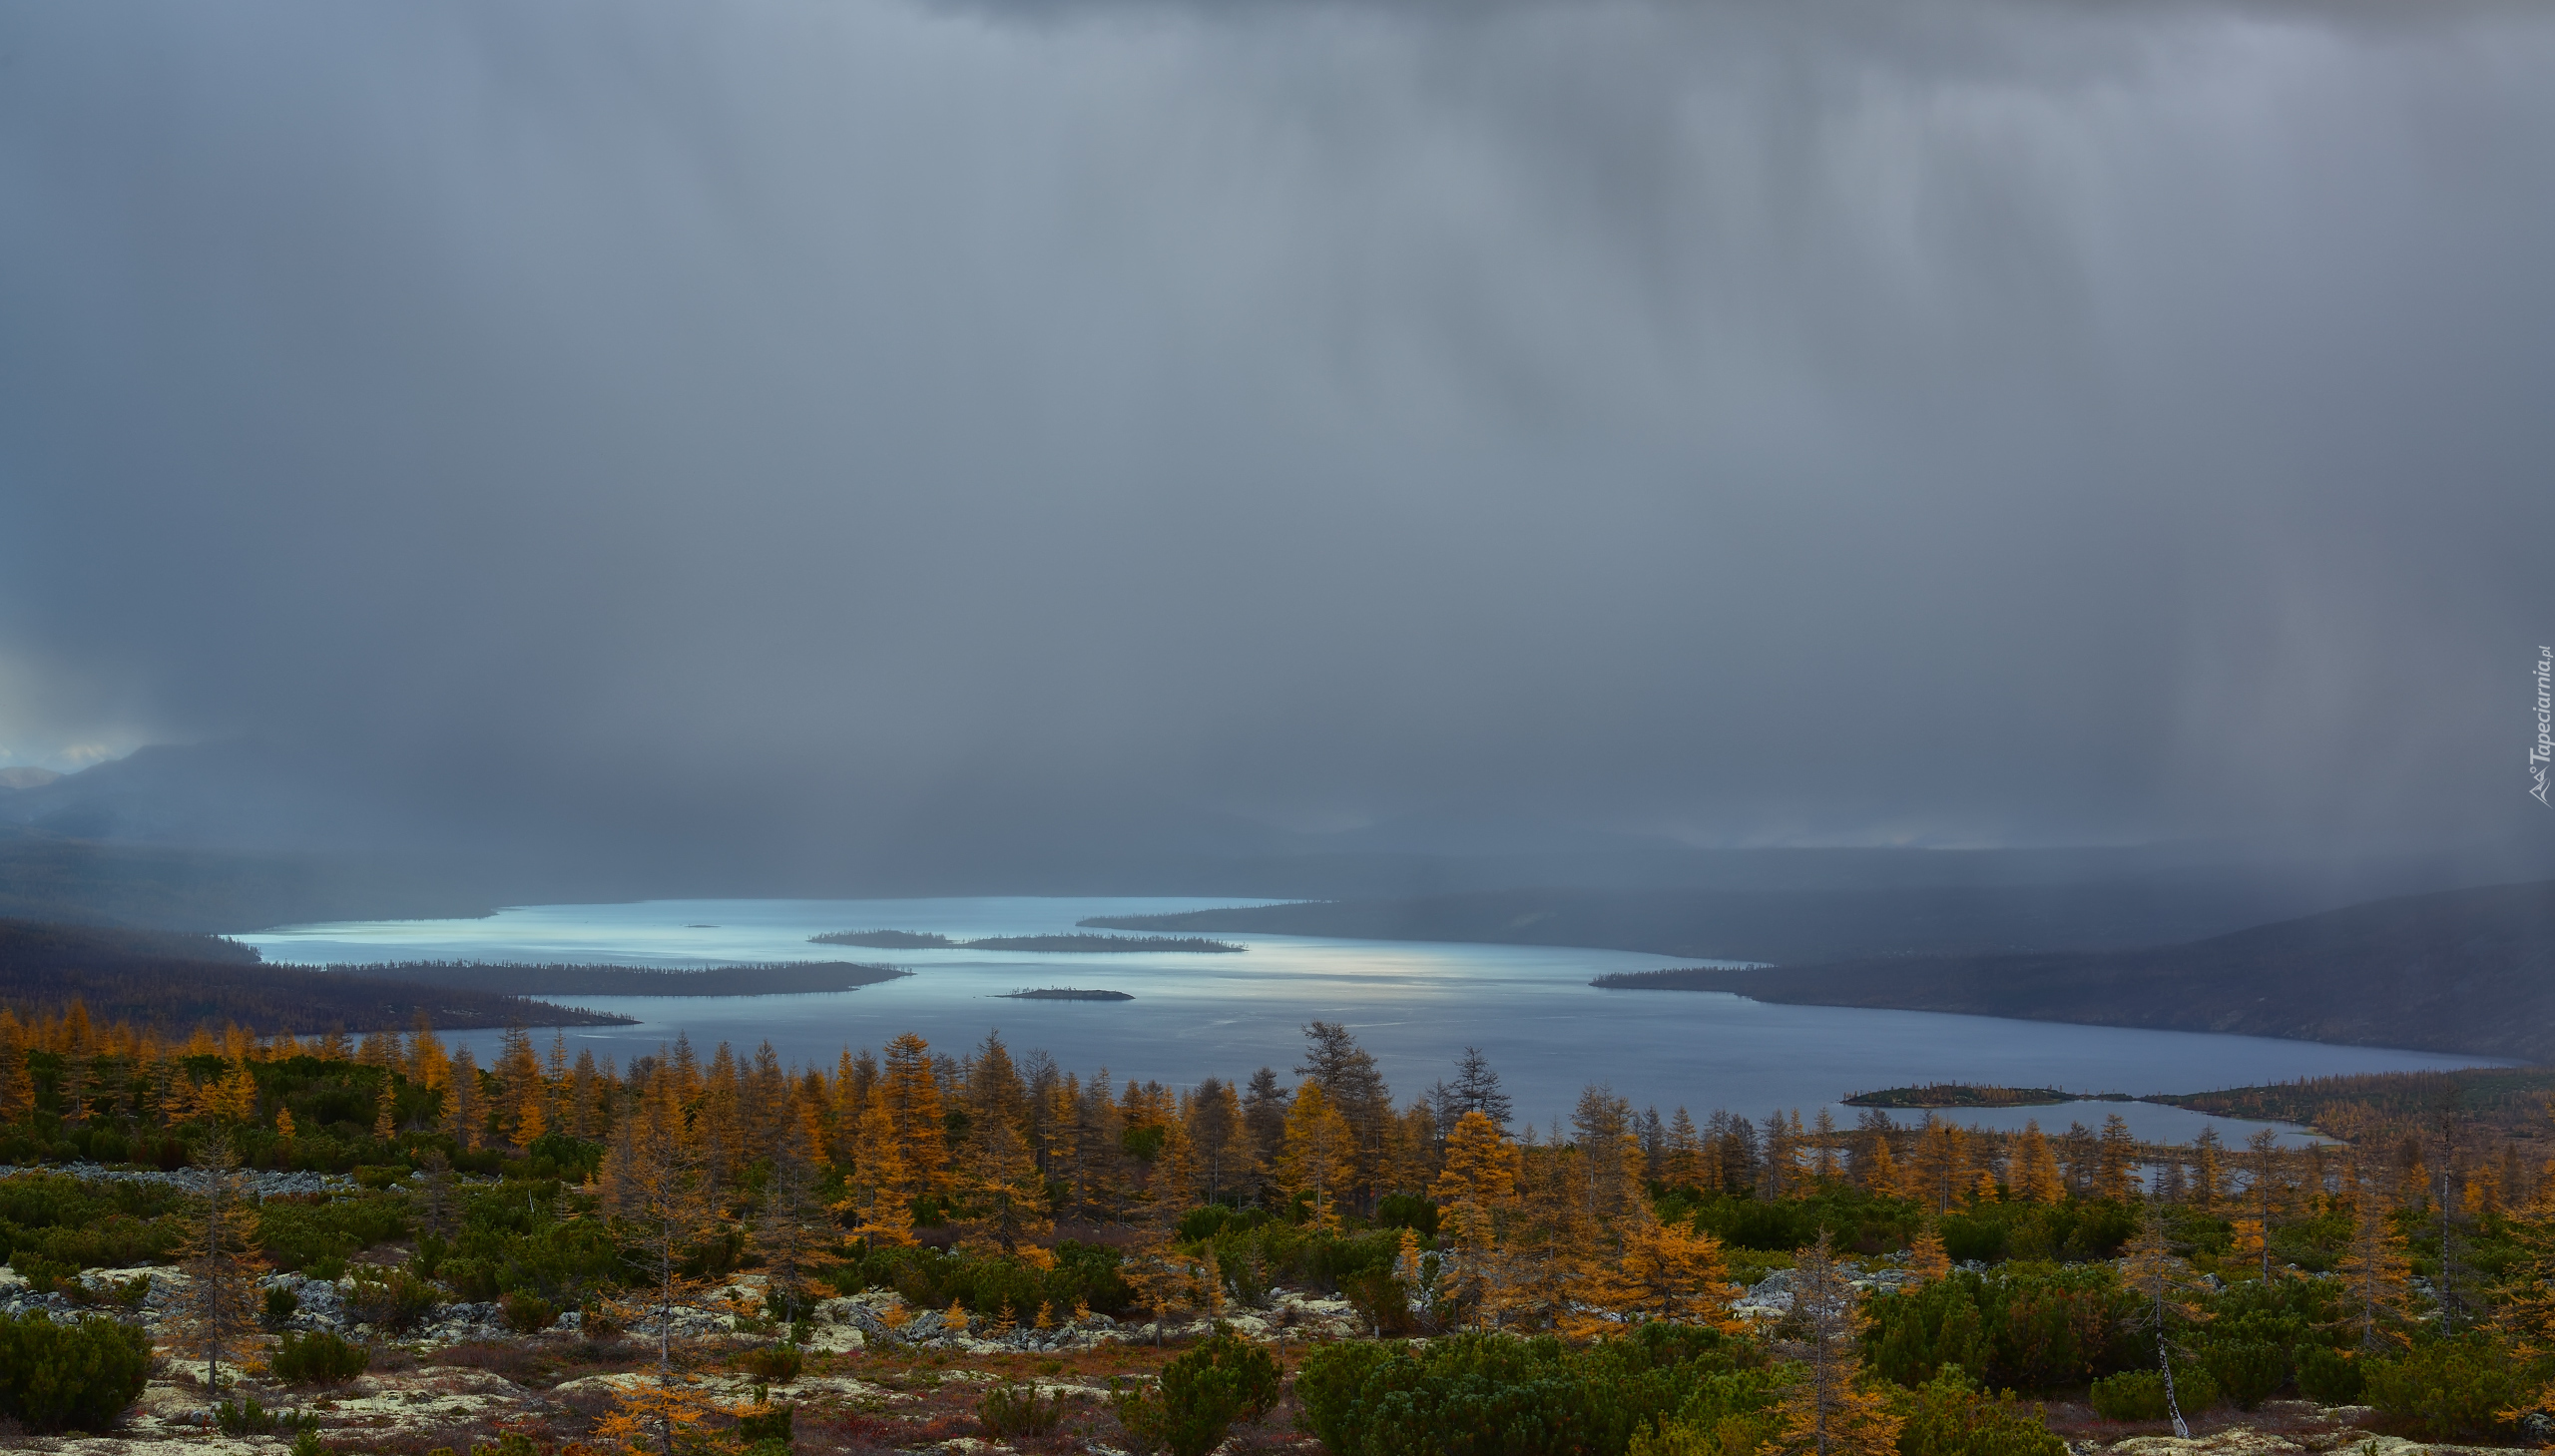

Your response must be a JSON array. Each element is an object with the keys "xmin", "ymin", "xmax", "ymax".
[
  {"xmin": 0, "ymin": 919, "xmax": 628, "ymax": 1031},
  {"xmin": 1595, "ymin": 878, "xmax": 2555, "ymax": 1061}
]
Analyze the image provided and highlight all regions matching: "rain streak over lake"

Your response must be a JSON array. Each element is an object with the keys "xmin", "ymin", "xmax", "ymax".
[{"xmin": 240, "ymin": 897, "xmax": 2502, "ymax": 1148}]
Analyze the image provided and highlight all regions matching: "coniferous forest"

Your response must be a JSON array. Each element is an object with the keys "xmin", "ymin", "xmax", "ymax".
[{"xmin": 0, "ymin": 1002, "xmax": 2550, "ymax": 1453}]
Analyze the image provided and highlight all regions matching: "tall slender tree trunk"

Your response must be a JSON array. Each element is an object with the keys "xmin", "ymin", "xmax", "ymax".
[{"xmin": 2156, "ymin": 1292, "xmax": 2189, "ymax": 1440}]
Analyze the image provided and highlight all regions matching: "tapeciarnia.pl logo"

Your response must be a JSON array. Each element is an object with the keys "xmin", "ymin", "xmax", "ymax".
[{"xmin": 2534, "ymin": 645, "xmax": 2552, "ymax": 806}]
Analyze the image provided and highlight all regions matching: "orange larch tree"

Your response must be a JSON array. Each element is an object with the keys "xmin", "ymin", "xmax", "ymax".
[
  {"xmin": 2010, "ymin": 1122, "xmax": 2064, "ymax": 1206},
  {"xmin": 880, "ymin": 1033, "xmax": 949, "ymax": 1198},
  {"xmin": 1278, "ymin": 1080, "xmax": 1354, "ymax": 1230}
]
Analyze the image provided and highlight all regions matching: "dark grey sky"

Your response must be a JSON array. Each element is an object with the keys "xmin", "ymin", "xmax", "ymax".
[{"xmin": 3, "ymin": 0, "xmax": 2552, "ymax": 859}]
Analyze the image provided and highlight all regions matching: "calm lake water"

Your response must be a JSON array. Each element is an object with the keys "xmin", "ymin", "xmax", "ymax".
[{"xmin": 241, "ymin": 897, "xmax": 2501, "ymax": 1148}]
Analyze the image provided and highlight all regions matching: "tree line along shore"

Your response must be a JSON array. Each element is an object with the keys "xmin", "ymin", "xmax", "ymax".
[{"xmin": 0, "ymin": 1002, "xmax": 2549, "ymax": 1452}]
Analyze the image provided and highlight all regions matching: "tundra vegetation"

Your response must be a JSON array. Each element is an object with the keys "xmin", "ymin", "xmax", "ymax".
[{"xmin": 0, "ymin": 1004, "xmax": 2550, "ymax": 1453}]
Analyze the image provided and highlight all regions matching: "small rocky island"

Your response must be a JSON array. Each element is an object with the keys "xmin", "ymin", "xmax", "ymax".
[{"xmin": 997, "ymin": 987, "xmax": 1134, "ymax": 1001}]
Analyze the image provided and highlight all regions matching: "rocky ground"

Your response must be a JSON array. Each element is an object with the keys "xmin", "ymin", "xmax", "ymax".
[
  {"xmin": 0, "ymin": 1164, "xmax": 359, "ymax": 1198},
  {"xmin": 2, "ymin": 1264, "xmax": 1363, "ymax": 1456},
  {"xmin": 2051, "ymin": 1402, "xmax": 2535, "ymax": 1456},
  {"xmin": 0, "ymin": 1246, "xmax": 2531, "ymax": 1455}
]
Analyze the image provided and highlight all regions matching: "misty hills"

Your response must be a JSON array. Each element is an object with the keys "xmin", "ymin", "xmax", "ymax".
[
  {"xmin": 0, "ymin": 828, "xmax": 505, "ymax": 932},
  {"xmin": 16, "ymin": 739, "xmax": 2555, "ymax": 940},
  {"xmin": 1080, "ymin": 875, "xmax": 2395, "ymax": 965},
  {"xmin": 1590, "ymin": 878, "xmax": 2555, "ymax": 1062},
  {"xmin": 0, "ymin": 742, "xmax": 371, "ymax": 848},
  {"xmin": 0, "ymin": 919, "xmax": 631, "ymax": 1033}
]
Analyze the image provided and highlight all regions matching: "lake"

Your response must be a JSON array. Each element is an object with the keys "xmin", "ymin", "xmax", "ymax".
[{"xmin": 240, "ymin": 897, "xmax": 2502, "ymax": 1147}]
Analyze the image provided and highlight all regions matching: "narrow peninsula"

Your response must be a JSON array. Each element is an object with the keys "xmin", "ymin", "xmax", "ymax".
[
  {"xmin": 812, "ymin": 930, "xmax": 1241, "ymax": 953},
  {"xmin": 340, "ymin": 960, "xmax": 909, "ymax": 998}
]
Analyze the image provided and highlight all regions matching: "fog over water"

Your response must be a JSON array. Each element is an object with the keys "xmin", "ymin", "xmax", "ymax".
[
  {"xmin": 4, "ymin": 0, "xmax": 2554, "ymax": 872},
  {"xmin": 242, "ymin": 898, "xmax": 2500, "ymax": 1144}
]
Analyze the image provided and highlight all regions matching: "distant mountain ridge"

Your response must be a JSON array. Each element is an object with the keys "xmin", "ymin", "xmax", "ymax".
[
  {"xmin": 15, "ymin": 740, "xmax": 2555, "ymax": 936},
  {"xmin": 0, "ymin": 833, "xmax": 506, "ymax": 932},
  {"xmin": 1078, "ymin": 876, "xmax": 2387, "ymax": 964},
  {"xmin": 1590, "ymin": 878, "xmax": 2555, "ymax": 1062}
]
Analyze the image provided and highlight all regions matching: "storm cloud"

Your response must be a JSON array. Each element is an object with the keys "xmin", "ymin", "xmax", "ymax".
[{"xmin": 3, "ymin": 0, "xmax": 2552, "ymax": 866}]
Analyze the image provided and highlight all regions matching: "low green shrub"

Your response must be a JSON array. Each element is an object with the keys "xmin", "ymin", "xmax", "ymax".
[
  {"xmin": 2293, "ymin": 1344, "xmax": 2362, "ymax": 1404},
  {"xmin": 1199, "ymin": 1220, "xmax": 1403, "ymax": 1299},
  {"xmin": 1628, "ymin": 1416, "xmax": 1777, "ymax": 1456},
  {"xmin": 736, "ymin": 1342, "xmax": 803, "ymax": 1384},
  {"xmin": 1627, "ymin": 1367, "xmax": 1791, "ymax": 1456},
  {"xmin": 347, "ymin": 1265, "xmax": 440, "ymax": 1332},
  {"xmin": 2087, "ymin": 1365, "xmax": 2217, "ymax": 1423},
  {"xmin": 410, "ymin": 1231, "xmax": 448, "ymax": 1277},
  {"xmin": 6, "ymin": 1249, "xmax": 77, "ymax": 1291},
  {"xmin": 215, "ymin": 1395, "xmax": 316, "ymax": 1436},
  {"xmin": 1669, "ymin": 1186, "xmax": 1912, "ymax": 1254},
  {"xmin": 83, "ymin": 1271, "xmax": 153, "ymax": 1311},
  {"xmin": 840, "ymin": 1239, "xmax": 1134, "ymax": 1320},
  {"xmin": 13, "ymin": 1212, "xmax": 181, "ymax": 1273},
  {"xmin": 0, "ymin": 1310, "xmax": 154, "ymax": 1432},
  {"xmin": 0, "ymin": 1171, "xmax": 190, "ymax": 1231},
  {"xmin": 2361, "ymin": 1337, "xmax": 2522, "ymax": 1442},
  {"xmin": 1893, "ymin": 1365, "xmax": 2066, "ymax": 1456},
  {"xmin": 438, "ymin": 1254, "xmax": 502, "ymax": 1302},
  {"xmin": 265, "ymin": 1284, "xmax": 302, "ymax": 1326},
  {"xmin": 981, "ymin": 1381, "xmax": 1071, "ymax": 1438},
  {"xmin": 1114, "ymin": 1326, "xmax": 1282, "ymax": 1456},
  {"xmin": 1340, "ymin": 1266, "xmax": 1422, "ymax": 1337},
  {"xmin": 1297, "ymin": 1324, "xmax": 1750, "ymax": 1456},
  {"xmin": 271, "ymin": 1329, "xmax": 371, "ymax": 1385},
  {"xmin": 1374, "ymin": 1194, "xmax": 1440, "ymax": 1237},
  {"xmin": 1866, "ymin": 1265, "xmax": 2139, "ymax": 1394},
  {"xmin": 736, "ymin": 1403, "xmax": 793, "ymax": 1446},
  {"xmin": 2202, "ymin": 1340, "xmax": 2286, "ymax": 1410},
  {"xmin": 500, "ymin": 1291, "xmax": 557, "ymax": 1334},
  {"xmin": 255, "ymin": 1195, "xmax": 408, "ymax": 1273}
]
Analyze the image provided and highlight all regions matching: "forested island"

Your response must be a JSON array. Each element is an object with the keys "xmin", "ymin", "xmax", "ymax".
[
  {"xmin": 1843, "ymin": 1084, "xmax": 2120, "ymax": 1109},
  {"xmin": 812, "ymin": 929, "xmax": 957, "ymax": 949},
  {"xmin": 996, "ymin": 987, "xmax": 1134, "ymax": 1001},
  {"xmin": 813, "ymin": 929, "xmax": 1241, "ymax": 954}
]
